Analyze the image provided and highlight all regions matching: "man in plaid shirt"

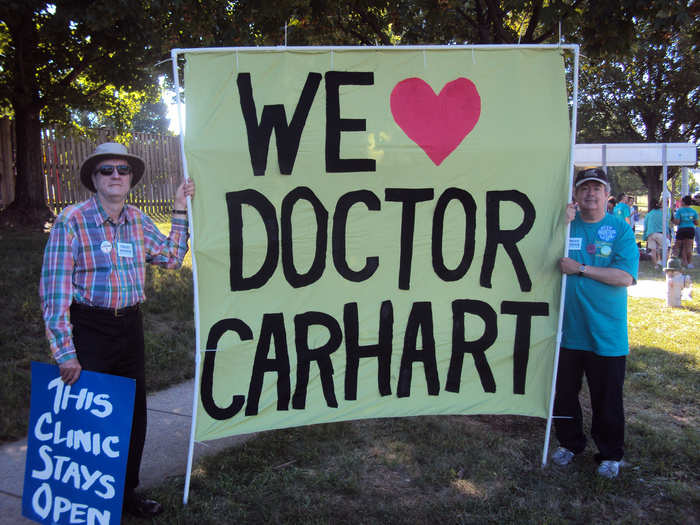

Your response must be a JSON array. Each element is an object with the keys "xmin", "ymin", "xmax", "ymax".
[{"xmin": 40, "ymin": 142, "xmax": 195, "ymax": 518}]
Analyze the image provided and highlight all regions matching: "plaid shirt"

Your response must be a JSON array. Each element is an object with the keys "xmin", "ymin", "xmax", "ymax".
[{"xmin": 40, "ymin": 196, "xmax": 189, "ymax": 364}]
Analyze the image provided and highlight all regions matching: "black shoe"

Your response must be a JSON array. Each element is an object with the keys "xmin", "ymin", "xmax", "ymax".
[{"xmin": 124, "ymin": 493, "xmax": 164, "ymax": 518}]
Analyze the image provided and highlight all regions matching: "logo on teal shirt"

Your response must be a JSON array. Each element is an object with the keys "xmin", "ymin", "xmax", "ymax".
[{"xmin": 597, "ymin": 225, "xmax": 617, "ymax": 242}]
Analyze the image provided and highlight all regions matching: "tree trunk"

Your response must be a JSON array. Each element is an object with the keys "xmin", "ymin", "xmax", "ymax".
[
  {"xmin": 644, "ymin": 166, "xmax": 662, "ymax": 206},
  {"xmin": 12, "ymin": 104, "xmax": 47, "ymax": 210},
  {"xmin": 0, "ymin": 105, "xmax": 53, "ymax": 230},
  {"xmin": 0, "ymin": 6, "xmax": 52, "ymax": 229}
]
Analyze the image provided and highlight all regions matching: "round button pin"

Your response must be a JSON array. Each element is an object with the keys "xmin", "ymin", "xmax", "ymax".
[{"xmin": 100, "ymin": 241, "xmax": 112, "ymax": 254}]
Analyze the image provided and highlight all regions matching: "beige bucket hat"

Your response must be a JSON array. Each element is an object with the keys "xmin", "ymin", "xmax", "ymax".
[{"xmin": 80, "ymin": 142, "xmax": 145, "ymax": 192}]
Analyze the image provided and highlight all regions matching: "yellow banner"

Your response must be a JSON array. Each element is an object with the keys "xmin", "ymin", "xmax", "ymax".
[{"xmin": 184, "ymin": 48, "xmax": 570, "ymax": 441}]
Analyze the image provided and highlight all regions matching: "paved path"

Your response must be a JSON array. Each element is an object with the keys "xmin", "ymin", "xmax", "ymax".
[
  {"xmin": 628, "ymin": 278, "xmax": 666, "ymax": 299},
  {"xmin": 0, "ymin": 279, "xmax": 679, "ymax": 523},
  {"xmin": 0, "ymin": 380, "xmax": 253, "ymax": 524}
]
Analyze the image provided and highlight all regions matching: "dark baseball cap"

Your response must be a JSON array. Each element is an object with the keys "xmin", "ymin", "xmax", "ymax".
[{"xmin": 575, "ymin": 168, "xmax": 609, "ymax": 188}]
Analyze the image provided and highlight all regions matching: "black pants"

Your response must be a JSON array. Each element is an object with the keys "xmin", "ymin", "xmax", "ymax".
[
  {"xmin": 553, "ymin": 347, "xmax": 626, "ymax": 462},
  {"xmin": 70, "ymin": 304, "xmax": 146, "ymax": 494}
]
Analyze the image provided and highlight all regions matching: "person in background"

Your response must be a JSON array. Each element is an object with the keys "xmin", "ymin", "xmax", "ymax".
[
  {"xmin": 613, "ymin": 193, "xmax": 631, "ymax": 225},
  {"xmin": 40, "ymin": 142, "xmax": 195, "ymax": 518},
  {"xmin": 552, "ymin": 167, "xmax": 639, "ymax": 479},
  {"xmin": 607, "ymin": 196, "xmax": 617, "ymax": 215},
  {"xmin": 672, "ymin": 195, "xmax": 698, "ymax": 268},
  {"xmin": 643, "ymin": 199, "xmax": 666, "ymax": 269},
  {"xmin": 630, "ymin": 203, "xmax": 639, "ymax": 232},
  {"xmin": 691, "ymin": 193, "xmax": 700, "ymax": 256}
]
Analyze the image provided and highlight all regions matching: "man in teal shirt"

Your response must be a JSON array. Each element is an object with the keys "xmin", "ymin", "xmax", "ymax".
[
  {"xmin": 552, "ymin": 168, "xmax": 639, "ymax": 479},
  {"xmin": 613, "ymin": 193, "xmax": 631, "ymax": 225},
  {"xmin": 643, "ymin": 199, "xmax": 667, "ymax": 268}
]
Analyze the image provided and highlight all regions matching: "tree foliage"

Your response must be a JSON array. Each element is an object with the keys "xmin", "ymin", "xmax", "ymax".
[
  {"xmin": 1, "ymin": 0, "xmax": 696, "ymax": 227},
  {"xmin": 158, "ymin": 0, "xmax": 663, "ymax": 52},
  {"xmin": 0, "ymin": 0, "xmax": 170, "ymax": 224},
  {"xmin": 576, "ymin": 1, "xmax": 699, "ymax": 204}
]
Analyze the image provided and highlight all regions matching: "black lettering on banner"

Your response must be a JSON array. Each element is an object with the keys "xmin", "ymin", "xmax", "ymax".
[
  {"xmin": 227, "ymin": 190, "xmax": 279, "ymax": 291},
  {"xmin": 480, "ymin": 190, "xmax": 535, "ymax": 291},
  {"xmin": 246, "ymin": 313, "xmax": 291, "ymax": 416},
  {"xmin": 432, "ymin": 188, "xmax": 477, "ymax": 281},
  {"xmin": 446, "ymin": 299, "xmax": 497, "ymax": 393},
  {"xmin": 237, "ymin": 72, "xmax": 322, "ymax": 176},
  {"xmin": 501, "ymin": 301, "xmax": 549, "ymax": 394},
  {"xmin": 397, "ymin": 302, "xmax": 440, "ymax": 397},
  {"xmin": 332, "ymin": 190, "xmax": 381, "ymax": 281},
  {"xmin": 201, "ymin": 319, "xmax": 253, "ymax": 420},
  {"xmin": 385, "ymin": 188, "xmax": 435, "ymax": 290},
  {"xmin": 325, "ymin": 71, "xmax": 376, "ymax": 173},
  {"xmin": 281, "ymin": 187, "xmax": 328, "ymax": 287},
  {"xmin": 292, "ymin": 312, "xmax": 343, "ymax": 409},
  {"xmin": 344, "ymin": 301, "xmax": 393, "ymax": 400}
]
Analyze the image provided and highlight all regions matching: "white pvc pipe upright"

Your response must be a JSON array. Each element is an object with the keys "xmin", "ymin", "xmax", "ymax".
[
  {"xmin": 542, "ymin": 43, "xmax": 580, "ymax": 468},
  {"xmin": 171, "ymin": 48, "xmax": 203, "ymax": 506},
  {"xmin": 662, "ymin": 144, "xmax": 669, "ymax": 264}
]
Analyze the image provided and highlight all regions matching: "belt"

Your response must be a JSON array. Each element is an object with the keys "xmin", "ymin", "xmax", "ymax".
[{"xmin": 71, "ymin": 302, "xmax": 140, "ymax": 317}]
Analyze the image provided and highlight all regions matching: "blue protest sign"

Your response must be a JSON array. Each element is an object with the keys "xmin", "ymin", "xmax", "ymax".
[{"xmin": 22, "ymin": 362, "xmax": 135, "ymax": 525}]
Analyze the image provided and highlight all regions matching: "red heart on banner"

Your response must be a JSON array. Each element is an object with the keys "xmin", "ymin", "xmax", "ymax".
[{"xmin": 390, "ymin": 77, "xmax": 481, "ymax": 166}]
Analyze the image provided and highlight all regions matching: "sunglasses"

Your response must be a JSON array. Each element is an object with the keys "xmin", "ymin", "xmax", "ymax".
[{"xmin": 95, "ymin": 164, "xmax": 132, "ymax": 176}]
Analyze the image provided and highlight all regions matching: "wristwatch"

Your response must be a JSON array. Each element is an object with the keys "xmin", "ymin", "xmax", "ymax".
[{"xmin": 578, "ymin": 264, "xmax": 586, "ymax": 277}]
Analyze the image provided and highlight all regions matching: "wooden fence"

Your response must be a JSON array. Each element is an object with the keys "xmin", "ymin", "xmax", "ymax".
[
  {"xmin": 0, "ymin": 118, "xmax": 183, "ymax": 215},
  {"xmin": 42, "ymin": 129, "xmax": 183, "ymax": 215}
]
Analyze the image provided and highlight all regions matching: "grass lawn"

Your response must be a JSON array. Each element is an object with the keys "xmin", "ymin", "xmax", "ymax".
[
  {"xmin": 2, "ymin": 227, "xmax": 698, "ymax": 524},
  {"xmin": 123, "ymin": 292, "xmax": 698, "ymax": 524},
  {"xmin": 0, "ymin": 223, "xmax": 194, "ymax": 442}
]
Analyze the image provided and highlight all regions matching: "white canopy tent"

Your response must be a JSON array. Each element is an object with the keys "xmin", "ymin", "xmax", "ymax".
[{"xmin": 573, "ymin": 142, "xmax": 698, "ymax": 263}]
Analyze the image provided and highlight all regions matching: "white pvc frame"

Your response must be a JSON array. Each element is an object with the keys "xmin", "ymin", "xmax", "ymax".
[{"xmin": 170, "ymin": 43, "xmax": 580, "ymax": 504}]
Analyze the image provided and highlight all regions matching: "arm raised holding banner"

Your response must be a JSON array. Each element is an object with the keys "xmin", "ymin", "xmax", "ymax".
[{"xmin": 39, "ymin": 142, "xmax": 194, "ymax": 518}]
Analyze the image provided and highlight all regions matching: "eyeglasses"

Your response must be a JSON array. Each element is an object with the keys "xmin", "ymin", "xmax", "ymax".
[{"xmin": 95, "ymin": 164, "xmax": 132, "ymax": 176}]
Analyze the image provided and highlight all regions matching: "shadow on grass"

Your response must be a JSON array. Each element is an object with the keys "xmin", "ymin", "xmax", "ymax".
[
  {"xmin": 135, "ymin": 409, "xmax": 698, "ymax": 525},
  {"xmin": 627, "ymin": 345, "xmax": 698, "ymax": 404},
  {"xmin": 679, "ymin": 302, "xmax": 700, "ymax": 313}
]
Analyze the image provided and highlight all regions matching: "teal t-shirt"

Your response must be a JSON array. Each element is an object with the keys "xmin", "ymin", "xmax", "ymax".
[
  {"xmin": 613, "ymin": 202, "xmax": 630, "ymax": 221},
  {"xmin": 562, "ymin": 213, "xmax": 639, "ymax": 356},
  {"xmin": 674, "ymin": 206, "xmax": 698, "ymax": 230},
  {"xmin": 643, "ymin": 208, "xmax": 665, "ymax": 240}
]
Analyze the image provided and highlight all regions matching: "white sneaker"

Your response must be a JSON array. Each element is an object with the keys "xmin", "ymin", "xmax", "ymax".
[
  {"xmin": 688, "ymin": 263, "xmax": 695, "ymax": 269},
  {"xmin": 597, "ymin": 460, "xmax": 620, "ymax": 478},
  {"xmin": 551, "ymin": 446, "xmax": 575, "ymax": 466}
]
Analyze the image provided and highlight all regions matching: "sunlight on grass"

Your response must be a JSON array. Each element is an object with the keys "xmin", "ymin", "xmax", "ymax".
[
  {"xmin": 451, "ymin": 478, "xmax": 486, "ymax": 498},
  {"xmin": 628, "ymin": 296, "xmax": 700, "ymax": 356}
]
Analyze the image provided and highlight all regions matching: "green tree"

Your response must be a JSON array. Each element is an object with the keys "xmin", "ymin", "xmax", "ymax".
[
  {"xmin": 166, "ymin": 0, "xmax": 656, "ymax": 51},
  {"xmin": 0, "ymin": 1, "xmax": 168, "ymax": 226},
  {"xmin": 74, "ymin": 99, "xmax": 171, "ymax": 135},
  {"xmin": 576, "ymin": 2, "xmax": 699, "ymax": 205},
  {"xmin": 1, "ymin": 0, "xmax": 690, "ymax": 227}
]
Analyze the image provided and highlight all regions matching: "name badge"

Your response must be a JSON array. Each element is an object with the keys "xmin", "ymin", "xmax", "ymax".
[
  {"xmin": 117, "ymin": 242, "xmax": 134, "ymax": 258},
  {"xmin": 568, "ymin": 237, "xmax": 582, "ymax": 251}
]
